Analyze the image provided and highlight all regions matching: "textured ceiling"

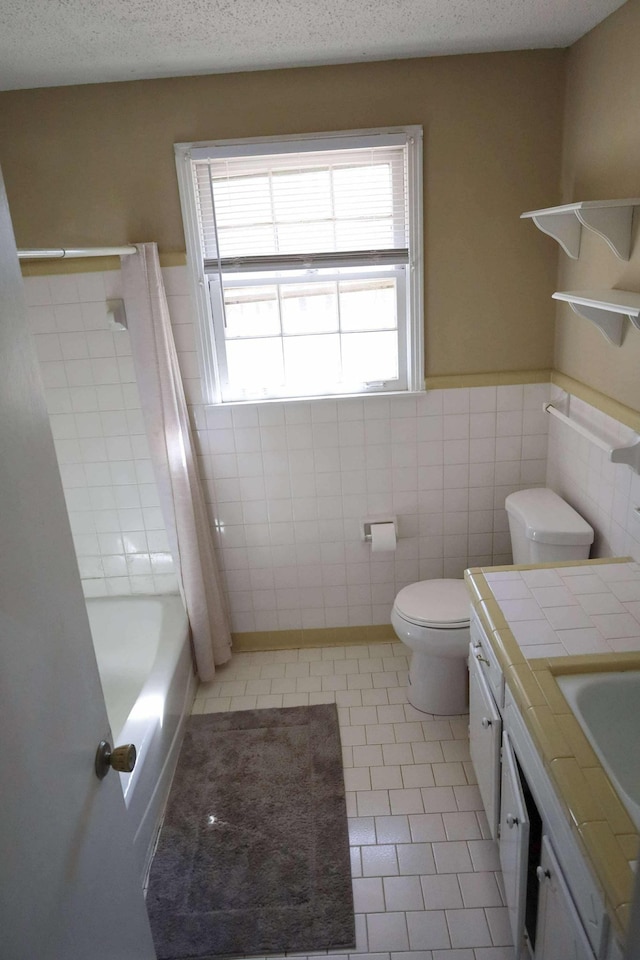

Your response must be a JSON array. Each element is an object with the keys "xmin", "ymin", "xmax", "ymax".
[{"xmin": 0, "ymin": 0, "xmax": 627, "ymax": 91}]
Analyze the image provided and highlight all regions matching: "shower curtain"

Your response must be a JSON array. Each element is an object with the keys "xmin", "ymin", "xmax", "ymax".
[{"xmin": 121, "ymin": 243, "xmax": 231, "ymax": 680}]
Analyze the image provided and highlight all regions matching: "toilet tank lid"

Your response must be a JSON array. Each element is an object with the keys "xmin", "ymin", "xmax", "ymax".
[
  {"xmin": 394, "ymin": 579, "xmax": 471, "ymax": 627},
  {"xmin": 505, "ymin": 488, "xmax": 594, "ymax": 546}
]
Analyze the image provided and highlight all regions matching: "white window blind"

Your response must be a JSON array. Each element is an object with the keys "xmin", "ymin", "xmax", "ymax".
[
  {"xmin": 192, "ymin": 142, "xmax": 409, "ymax": 274},
  {"xmin": 176, "ymin": 128, "xmax": 423, "ymax": 403}
]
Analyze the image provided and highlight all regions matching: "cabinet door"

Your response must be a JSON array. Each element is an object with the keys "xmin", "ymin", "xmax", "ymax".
[
  {"xmin": 469, "ymin": 644, "xmax": 502, "ymax": 839},
  {"xmin": 535, "ymin": 835, "xmax": 595, "ymax": 960},
  {"xmin": 499, "ymin": 732, "xmax": 530, "ymax": 960}
]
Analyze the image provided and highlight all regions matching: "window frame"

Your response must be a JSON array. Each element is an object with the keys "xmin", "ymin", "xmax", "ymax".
[{"xmin": 175, "ymin": 126, "xmax": 424, "ymax": 405}]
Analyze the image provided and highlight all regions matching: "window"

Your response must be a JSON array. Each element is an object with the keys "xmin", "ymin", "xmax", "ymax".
[{"xmin": 175, "ymin": 127, "xmax": 423, "ymax": 404}]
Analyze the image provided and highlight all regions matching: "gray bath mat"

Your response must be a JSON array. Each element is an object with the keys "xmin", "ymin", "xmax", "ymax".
[{"xmin": 146, "ymin": 703, "xmax": 355, "ymax": 959}]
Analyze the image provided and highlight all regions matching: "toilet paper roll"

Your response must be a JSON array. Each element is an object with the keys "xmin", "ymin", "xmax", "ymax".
[{"xmin": 370, "ymin": 522, "xmax": 397, "ymax": 552}]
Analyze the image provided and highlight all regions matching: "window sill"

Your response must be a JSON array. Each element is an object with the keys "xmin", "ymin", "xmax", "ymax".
[{"xmin": 201, "ymin": 389, "xmax": 428, "ymax": 410}]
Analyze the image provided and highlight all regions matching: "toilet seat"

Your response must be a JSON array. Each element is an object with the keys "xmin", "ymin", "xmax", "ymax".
[{"xmin": 394, "ymin": 579, "xmax": 470, "ymax": 629}]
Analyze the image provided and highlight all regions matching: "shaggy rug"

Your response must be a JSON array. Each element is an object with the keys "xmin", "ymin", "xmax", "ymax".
[{"xmin": 146, "ymin": 703, "xmax": 355, "ymax": 959}]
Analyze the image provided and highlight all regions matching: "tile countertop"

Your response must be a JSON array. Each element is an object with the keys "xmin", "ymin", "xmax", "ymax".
[{"xmin": 465, "ymin": 557, "xmax": 640, "ymax": 943}]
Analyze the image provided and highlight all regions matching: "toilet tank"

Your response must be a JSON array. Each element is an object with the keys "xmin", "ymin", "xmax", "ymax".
[{"xmin": 505, "ymin": 488, "xmax": 594, "ymax": 565}]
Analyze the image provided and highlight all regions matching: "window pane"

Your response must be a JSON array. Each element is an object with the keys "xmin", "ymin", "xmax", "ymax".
[
  {"xmin": 276, "ymin": 220, "xmax": 335, "ymax": 254},
  {"xmin": 223, "ymin": 286, "xmax": 281, "ymax": 338},
  {"xmin": 217, "ymin": 225, "xmax": 275, "ymax": 258},
  {"xmin": 333, "ymin": 164, "xmax": 394, "ymax": 219},
  {"xmin": 283, "ymin": 334, "xmax": 341, "ymax": 386},
  {"xmin": 339, "ymin": 279, "xmax": 397, "ymax": 332},
  {"xmin": 341, "ymin": 331, "xmax": 399, "ymax": 382},
  {"xmin": 226, "ymin": 338, "xmax": 284, "ymax": 390},
  {"xmin": 335, "ymin": 218, "xmax": 395, "ymax": 250},
  {"xmin": 215, "ymin": 175, "xmax": 272, "ymax": 227},
  {"xmin": 272, "ymin": 169, "xmax": 332, "ymax": 222},
  {"xmin": 281, "ymin": 283, "xmax": 338, "ymax": 335}
]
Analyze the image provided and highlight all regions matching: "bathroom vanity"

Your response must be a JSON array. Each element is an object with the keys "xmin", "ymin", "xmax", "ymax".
[{"xmin": 466, "ymin": 558, "xmax": 640, "ymax": 960}]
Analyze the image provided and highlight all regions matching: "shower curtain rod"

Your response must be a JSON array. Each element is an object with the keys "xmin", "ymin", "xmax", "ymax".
[{"xmin": 17, "ymin": 245, "xmax": 138, "ymax": 260}]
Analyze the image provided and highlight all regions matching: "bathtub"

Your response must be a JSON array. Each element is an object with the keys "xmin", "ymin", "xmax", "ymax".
[{"xmin": 86, "ymin": 594, "xmax": 196, "ymax": 883}]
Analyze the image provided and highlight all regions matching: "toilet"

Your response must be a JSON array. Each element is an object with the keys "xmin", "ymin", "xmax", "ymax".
[
  {"xmin": 391, "ymin": 488, "xmax": 595, "ymax": 715},
  {"xmin": 505, "ymin": 487, "xmax": 594, "ymax": 565},
  {"xmin": 391, "ymin": 579, "xmax": 471, "ymax": 715}
]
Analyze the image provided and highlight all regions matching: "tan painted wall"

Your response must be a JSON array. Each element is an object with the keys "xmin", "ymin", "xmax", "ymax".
[
  {"xmin": 556, "ymin": 0, "xmax": 640, "ymax": 412},
  {"xmin": 0, "ymin": 52, "xmax": 564, "ymax": 379}
]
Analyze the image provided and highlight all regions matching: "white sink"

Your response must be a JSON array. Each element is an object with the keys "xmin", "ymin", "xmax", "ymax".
[{"xmin": 556, "ymin": 671, "xmax": 640, "ymax": 831}]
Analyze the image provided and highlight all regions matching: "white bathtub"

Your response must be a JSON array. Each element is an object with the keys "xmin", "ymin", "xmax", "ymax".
[{"xmin": 87, "ymin": 594, "xmax": 196, "ymax": 883}]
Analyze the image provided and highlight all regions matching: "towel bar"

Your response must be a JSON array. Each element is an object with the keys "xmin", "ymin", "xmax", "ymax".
[{"xmin": 544, "ymin": 401, "xmax": 640, "ymax": 474}]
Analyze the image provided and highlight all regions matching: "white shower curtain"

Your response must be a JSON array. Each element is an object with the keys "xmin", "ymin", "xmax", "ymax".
[{"xmin": 121, "ymin": 243, "xmax": 231, "ymax": 680}]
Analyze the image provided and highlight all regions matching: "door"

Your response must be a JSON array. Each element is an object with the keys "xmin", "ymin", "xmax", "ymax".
[
  {"xmin": 0, "ymin": 170, "xmax": 156, "ymax": 959},
  {"xmin": 535, "ymin": 835, "xmax": 595, "ymax": 960},
  {"xmin": 468, "ymin": 644, "xmax": 502, "ymax": 839},
  {"xmin": 499, "ymin": 732, "xmax": 530, "ymax": 960}
]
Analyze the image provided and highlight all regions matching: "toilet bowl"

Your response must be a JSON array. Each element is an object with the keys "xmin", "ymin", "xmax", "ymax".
[
  {"xmin": 391, "ymin": 579, "xmax": 470, "ymax": 715},
  {"xmin": 392, "ymin": 487, "xmax": 595, "ymax": 716}
]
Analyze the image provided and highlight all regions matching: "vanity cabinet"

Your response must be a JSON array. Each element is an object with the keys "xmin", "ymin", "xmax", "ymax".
[{"xmin": 468, "ymin": 610, "xmax": 608, "ymax": 960}]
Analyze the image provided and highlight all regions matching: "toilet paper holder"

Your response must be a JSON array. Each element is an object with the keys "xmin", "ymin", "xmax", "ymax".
[{"xmin": 361, "ymin": 516, "xmax": 398, "ymax": 542}]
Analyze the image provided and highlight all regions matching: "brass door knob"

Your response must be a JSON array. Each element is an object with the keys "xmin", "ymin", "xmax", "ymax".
[{"xmin": 95, "ymin": 740, "xmax": 137, "ymax": 780}]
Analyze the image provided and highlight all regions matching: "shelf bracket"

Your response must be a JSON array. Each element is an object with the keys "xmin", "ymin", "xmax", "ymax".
[
  {"xmin": 565, "ymin": 302, "xmax": 624, "ymax": 346},
  {"xmin": 575, "ymin": 205, "xmax": 634, "ymax": 261},
  {"xmin": 522, "ymin": 199, "xmax": 640, "ymax": 260},
  {"xmin": 531, "ymin": 212, "xmax": 580, "ymax": 259},
  {"xmin": 610, "ymin": 439, "xmax": 640, "ymax": 472}
]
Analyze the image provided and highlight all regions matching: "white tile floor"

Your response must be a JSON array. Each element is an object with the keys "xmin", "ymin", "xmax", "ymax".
[{"xmin": 192, "ymin": 640, "xmax": 515, "ymax": 960}]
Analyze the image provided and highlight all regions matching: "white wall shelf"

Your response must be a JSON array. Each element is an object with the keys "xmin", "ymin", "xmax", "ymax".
[
  {"xmin": 552, "ymin": 289, "xmax": 640, "ymax": 346},
  {"xmin": 521, "ymin": 199, "xmax": 640, "ymax": 261}
]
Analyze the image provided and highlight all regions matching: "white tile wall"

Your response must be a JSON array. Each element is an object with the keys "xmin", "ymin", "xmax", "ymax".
[
  {"xmin": 24, "ymin": 270, "xmax": 177, "ymax": 598},
  {"xmin": 27, "ymin": 264, "xmax": 551, "ymax": 624},
  {"xmin": 546, "ymin": 387, "xmax": 640, "ymax": 562},
  {"xmin": 190, "ymin": 380, "xmax": 550, "ymax": 633}
]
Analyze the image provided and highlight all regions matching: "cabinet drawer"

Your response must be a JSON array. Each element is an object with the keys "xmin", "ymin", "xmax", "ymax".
[{"xmin": 470, "ymin": 611, "xmax": 504, "ymax": 709}]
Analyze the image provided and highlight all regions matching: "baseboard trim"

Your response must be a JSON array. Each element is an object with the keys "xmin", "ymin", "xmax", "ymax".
[{"xmin": 232, "ymin": 623, "xmax": 395, "ymax": 651}]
